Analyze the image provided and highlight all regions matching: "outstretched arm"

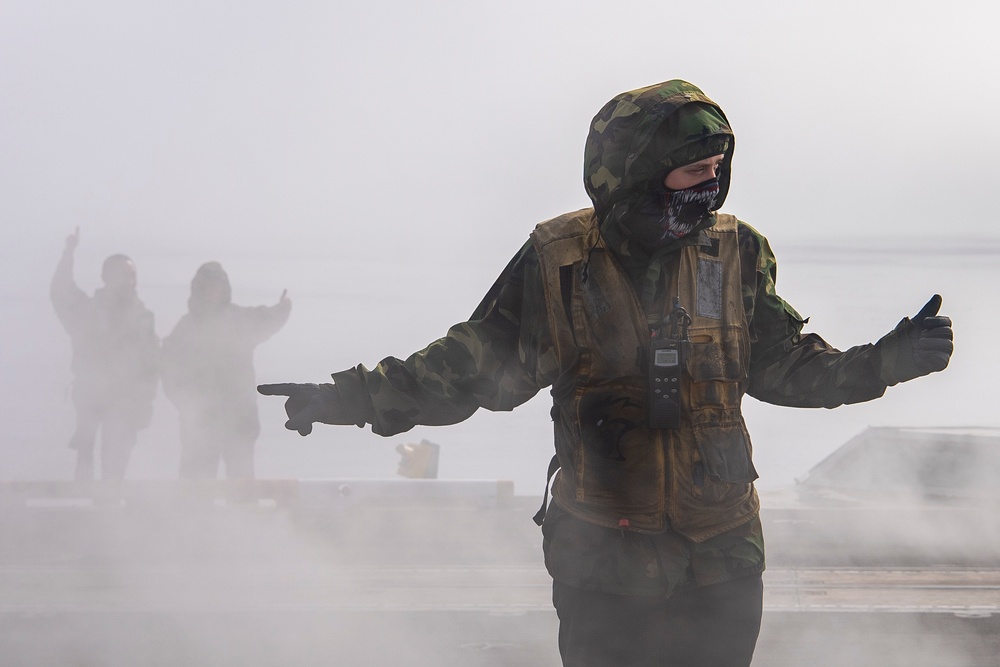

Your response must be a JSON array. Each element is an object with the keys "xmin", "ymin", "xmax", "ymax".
[
  {"xmin": 740, "ymin": 224, "xmax": 953, "ymax": 408},
  {"xmin": 258, "ymin": 242, "xmax": 556, "ymax": 437}
]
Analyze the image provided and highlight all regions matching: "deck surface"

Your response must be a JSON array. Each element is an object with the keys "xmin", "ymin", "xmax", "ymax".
[{"xmin": 1, "ymin": 483, "xmax": 998, "ymax": 666}]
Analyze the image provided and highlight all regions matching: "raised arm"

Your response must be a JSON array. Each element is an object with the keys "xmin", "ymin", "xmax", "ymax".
[
  {"xmin": 238, "ymin": 288, "xmax": 292, "ymax": 344},
  {"xmin": 50, "ymin": 227, "xmax": 90, "ymax": 331}
]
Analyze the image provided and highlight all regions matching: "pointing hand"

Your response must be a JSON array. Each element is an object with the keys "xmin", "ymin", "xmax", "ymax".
[{"xmin": 257, "ymin": 383, "xmax": 334, "ymax": 436}]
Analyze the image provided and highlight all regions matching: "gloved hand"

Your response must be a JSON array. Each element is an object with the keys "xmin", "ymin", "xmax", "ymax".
[
  {"xmin": 257, "ymin": 382, "xmax": 361, "ymax": 436},
  {"xmin": 874, "ymin": 294, "xmax": 954, "ymax": 386},
  {"xmin": 909, "ymin": 295, "xmax": 954, "ymax": 373}
]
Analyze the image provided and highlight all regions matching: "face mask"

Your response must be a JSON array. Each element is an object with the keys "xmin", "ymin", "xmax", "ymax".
[
  {"xmin": 619, "ymin": 177, "xmax": 720, "ymax": 250},
  {"xmin": 662, "ymin": 177, "xmax": 720, "ymax": 239}
]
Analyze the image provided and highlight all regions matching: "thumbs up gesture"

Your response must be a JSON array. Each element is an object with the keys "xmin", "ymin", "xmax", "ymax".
[
  {"xmin": 909, "ymin": 295, "xmax": 953, "ymax": 374},
  {"xmin": 875, "ymin": 294, "xmax": 954, "ymax": 386}
]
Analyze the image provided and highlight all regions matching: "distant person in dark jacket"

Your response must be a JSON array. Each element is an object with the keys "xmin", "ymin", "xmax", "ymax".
[
  {"xmin": 50, "ymin": 228, "xmax": 159, "ymax": 481},
  {"xmin": 161, "ymin": 262, "xmax": 291, "ymax": 480}
]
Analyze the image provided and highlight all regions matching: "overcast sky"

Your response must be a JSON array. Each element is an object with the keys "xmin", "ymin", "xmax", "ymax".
[{"xmin": 2, "ymin": 0, "xmax": 997, "ymax": 269}]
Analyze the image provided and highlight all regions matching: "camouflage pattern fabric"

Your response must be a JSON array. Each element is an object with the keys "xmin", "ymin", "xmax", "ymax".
[
  {"xmin": 328, "ymin": 218, "xmax": 889, "ymax": 593},
  {"xmin": 327, "ymin": 80, "xmax": 892, "ymax": 594},
  {"xmin": 586, "ymin": 81, "xmax": 736, "ymax": 297},
  {"xmin": 583, "ymin": 80, "xmax": 734, "ymax": 218},
  {"xmin": 330, "ymin": 220, "xmax": 888, "ymax": 437}
]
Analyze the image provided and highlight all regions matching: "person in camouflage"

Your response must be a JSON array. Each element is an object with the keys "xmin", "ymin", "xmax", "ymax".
[{"xmin": 259, "ymin": 80, "xmax": 953, "ymax": 666}]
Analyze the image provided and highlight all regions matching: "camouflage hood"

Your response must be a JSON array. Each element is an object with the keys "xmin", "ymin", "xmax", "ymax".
[{"xmin": 583, "ymin": 80, "xmax": 734, "ymax": 223}]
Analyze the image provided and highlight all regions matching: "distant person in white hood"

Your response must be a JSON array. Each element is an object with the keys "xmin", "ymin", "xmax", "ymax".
[
  {"xmin": 50, "ymin": 227, "xmax": 159, "ymax": 481},
  {"xmin": 161, "ymin": 262, "xmax": 291, "ymax": 480}
]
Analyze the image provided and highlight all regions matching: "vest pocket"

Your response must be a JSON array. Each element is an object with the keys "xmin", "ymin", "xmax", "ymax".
[
  {"xmin": 686, "ymin": 332, "xmax": 744, "ymax": 381},
  {"xmin": 670, "ymin": 419, "xmax": 757, "ymax": 535},
  {"xmin": 692, "ymin": 419, "xmax": 758, "ymax": 486},
  {"xmin": 685, "ymin": 325, "xmax": 755, "ymax": 490},
  {"xmin": 574, "ymin": 385, "xmax": 664, "ymax": 506}
]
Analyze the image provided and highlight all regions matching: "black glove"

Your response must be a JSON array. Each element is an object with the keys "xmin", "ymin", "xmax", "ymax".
[
  {"xmin": 257, "ymin": 382, "xmax": 361, "ymax": 436},
  {"xmin": 909, "ymin": 295, "xmax": 954, "ymax": 373},
  {"xmin": 875, "ymin": 294, "xmax": 954, "ymax": 386}
]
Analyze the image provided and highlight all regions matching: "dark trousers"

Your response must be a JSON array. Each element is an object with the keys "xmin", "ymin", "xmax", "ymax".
[{"xmin": 552, "ymin": 573, "xmax": 763, "ymax": 667}]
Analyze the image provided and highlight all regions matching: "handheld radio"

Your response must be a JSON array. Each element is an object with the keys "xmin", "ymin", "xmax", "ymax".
[{"xmin": 649, "ymin": 298, "xmax": 690, "ymax": 429}]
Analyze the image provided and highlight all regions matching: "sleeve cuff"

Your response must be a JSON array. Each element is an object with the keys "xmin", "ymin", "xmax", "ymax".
[{"xmin": 330, "ymin": 366, "xmax": 373, "ymax": 428}]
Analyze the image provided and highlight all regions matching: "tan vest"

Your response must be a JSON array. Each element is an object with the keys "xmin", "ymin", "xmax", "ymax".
[{"xmin": 531, "ymin": 208, "xmax": 759, "ymax": 542}]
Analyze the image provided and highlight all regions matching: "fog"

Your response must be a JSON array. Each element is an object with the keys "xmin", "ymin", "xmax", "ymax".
[{"xmin": 1, "ymin": 0, "xmax": 999, "ymax": 665}]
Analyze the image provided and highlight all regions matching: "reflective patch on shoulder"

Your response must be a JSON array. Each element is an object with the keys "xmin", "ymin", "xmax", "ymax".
[{"xmin": 697, "ymin": 258, "xmax": 723, "ymax": 319}]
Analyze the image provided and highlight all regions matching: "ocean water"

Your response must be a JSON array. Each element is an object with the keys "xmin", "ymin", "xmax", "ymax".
[{"xmin": 2, "ymin": 240, "xmax": 995, "ymax": 495}]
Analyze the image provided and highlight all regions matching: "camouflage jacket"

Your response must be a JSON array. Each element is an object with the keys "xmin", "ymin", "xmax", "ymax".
[
  {"xmin": 330, "ymin": 218, "xmax": 888, "ymax": 594},
  {"xmin": 330, "ymin": 80, "xmax": 890, "ymax": 594},
  {"xmin": 331, "ymin": 80, "xmax": 887, "ymax": 433},
  {"xmin": 331, "ymin": 221, "xmax": 888, "ymax": 435}
]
